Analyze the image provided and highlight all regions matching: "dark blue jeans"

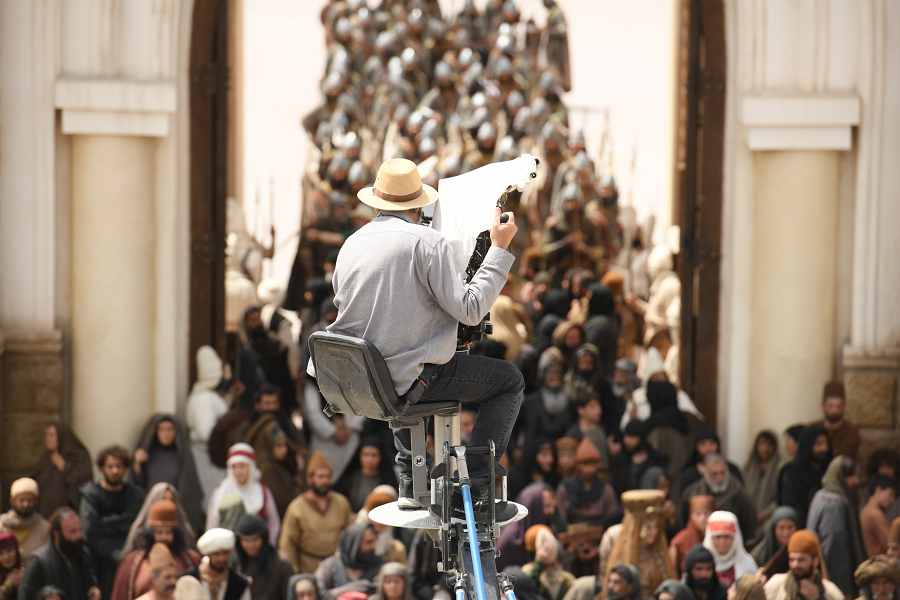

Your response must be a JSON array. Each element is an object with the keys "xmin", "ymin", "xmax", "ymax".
[{"xmin": 394, "ymin": 353, "xmax": 525, "ymax": 489}]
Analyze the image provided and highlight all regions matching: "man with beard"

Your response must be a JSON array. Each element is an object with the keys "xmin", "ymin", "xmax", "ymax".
[
  {"xmin": 243, "ymin": 307, "xmax": 298, "ymax": 413},
  {"xmin": 136, "ymin": 544, "xmax": 178, "ymax": 600},
  {"xmin": 182, "ymin": 529, "xmax": 249, "ymax": 600},
  {"xmin": 314, "ymin": 523, "xmax": 385, "ymax": 600},
  {"xmin": 79, "ymin": 445, "xmax": 146, "ymax": 600},
  {"xmin": 807, "ymin": 457, "xmax": 867, "ymax": 599},
  {"xmin": 778, "ymin": 425, "xmax": 833, "ymax": 525},
  {"xmin": 556, "ymin": 438, "xmax": 618, "ymax": 526},
  {"xmin": 0, "ymin": 479, "xmax": 50, "ymax": 559},
  {"xmin": 855, "ymin": 555, "xmax": 900, "ymax": 600},
  {"xmin": 762, "ymin": 531, "xmax": 842, "ymax": 600},
  {"xmin": 809, "ymin": 380, "xmax": 860, "ymax": 460},
  {"xmin": 682, "ymin": 545, "xmax": 727, "ymax": 600},
  {"xmin": 679, "ymin": 455, "xmax": 756, "ymax": 543},
  {"xmin": 18, "ymin": 508, "xmax": 100, "ymax": 600},
  {"xmin": 606, "ymin": 564, "xmax": 643, "ymax": 600},
  {"xmin": 110, "ymin": 500, "xmax": 200, "ymax": 600},
  {"xmin": 279, "ymin": 452, "xmax": 354, "ymax": 575},
  {"xmin": 610, "ymin": 420, "xmax": 668, "ymax": 496}
]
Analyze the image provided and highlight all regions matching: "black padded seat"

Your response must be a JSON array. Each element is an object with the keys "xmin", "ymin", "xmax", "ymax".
[{"xmin": 309, "ymin": 331, "xmax": 459, "ymax": 421}]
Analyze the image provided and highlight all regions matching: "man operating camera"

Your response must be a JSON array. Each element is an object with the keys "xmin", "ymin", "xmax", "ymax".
[{"xmin": 318, "ymin": 157, "xmax": 523, "ymax": 520}]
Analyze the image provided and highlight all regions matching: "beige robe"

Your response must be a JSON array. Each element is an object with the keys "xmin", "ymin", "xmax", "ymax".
[
  {"xmin": 279, "ymin": 492, "xmax": 354, "ymax": 575},
  {"xmin": 763, "ymin": 574, "xmax": 843, "ymax": 600},
  {"xmin": 0, "ymin": 510, "xmax": 51, "ymax": 559}
]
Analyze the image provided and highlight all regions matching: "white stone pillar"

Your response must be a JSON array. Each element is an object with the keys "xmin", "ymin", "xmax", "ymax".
[{"xmin": 70, "ymin": 135, "xmax": 157, "ymax": 462}]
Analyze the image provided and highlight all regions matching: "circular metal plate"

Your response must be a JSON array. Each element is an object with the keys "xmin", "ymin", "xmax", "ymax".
[{"xmin": 369, "ymin": 501, "xmax": 528, "ymax": 529}]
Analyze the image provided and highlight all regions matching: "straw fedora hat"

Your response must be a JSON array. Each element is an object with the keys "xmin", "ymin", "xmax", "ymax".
[{"xmin": 357, "ymin": 158, "xmax": 438, "ymax": 211}]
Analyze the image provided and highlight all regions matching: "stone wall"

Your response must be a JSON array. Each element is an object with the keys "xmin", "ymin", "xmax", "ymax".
[
  {"xmin": 844, "ymin": 347, "xmax": 900, "ymax": 478},
  {"xmin": 0, "ymin": 330, "xmax": 64, "ymax": 511}
]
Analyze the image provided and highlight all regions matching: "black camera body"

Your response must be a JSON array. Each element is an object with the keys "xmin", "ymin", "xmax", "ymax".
[{"xmin": 456, "ymin": 230, "xmax": 495, "ymax": 351}]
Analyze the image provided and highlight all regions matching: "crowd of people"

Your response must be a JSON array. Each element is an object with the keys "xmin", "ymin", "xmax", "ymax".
[{"xmin": 3, "ymin": 3, "xmax": 899, "ymax": 600}]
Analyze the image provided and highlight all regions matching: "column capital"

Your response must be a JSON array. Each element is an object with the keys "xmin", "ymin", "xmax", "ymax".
[
  {"xmin": 741, "ymin": 94, "xmax": 860, "ymax": 151},
  {"xmin": 56, "ymin": 78, "xmax": 177, "ymax": 137}
]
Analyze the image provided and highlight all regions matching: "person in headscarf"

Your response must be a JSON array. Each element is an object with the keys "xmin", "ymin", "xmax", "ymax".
[
  {"xmin": 854, "ymin": 555, "xmax": 900, "ymax": 600},
  {"xmin": 610, "ymin": 420, "xmax": 668, "ymax": 496},
  {"xmin": 497, "ymin": 484, "xmax": 556, "ymax": 572},
  {"xmin": 231, "ymin": 515, "xmax": 294, "ymax": 600},
  {"xmin": 556, "ymin": 438, "xmax": 618, "ymax": 526},
  {"xmin": 653, "ymin": 579, "xmax": 694, "ymax": 600},
  {"xmin": 510, "ymin": 439, "xmax": 560, "ymax": 503},
  {"xmin": 130, "ymin": 415, "xmax": 204, "ymax": 531},
  {"xmin": 334, "ymin": 437, "xmax": 397, "ymax": 513},
  {"xmin": 206, "ymin": 444, "xmax": 280, "ymax": 546},
  {"xmin": 679, "ymin": 454, "xmax": 756, "ymax": 544},
  {"xmin": 606, "ymin": 564, "xmax": 643, "ymax": 600},
  {"xmin": 353, "ymin": 487, "xmax": 406, "ymax": 565},
  {"xmin": 517, "ymin": 314, "xmax": 563, "ymax": 394},
  {"xmin": 680, "ymin": 428, "xmax": 743, "ymax": 494},
  {"xmin": 367, "ymin": 562, "xmax": 414, "ymax": 600},
  {"xmin": 287, "ymin": 575, "xmax": 321, "ymax": 600},
  {"xmin": 242, "ymin": 306, "xmax": 298, "ymax": 413},
  {"xmin": 523, "ymin": 527, "xmax": 575, "ymax": 600},
  {"xmin": 314, "ymin": 524, "xmax": 384, "ymax": 600},
  {"xmin": 742, "ymin": 430, "xmax": 780, "ymax": 542},
  {"xmin": 583, "ymin": 284, "xmax": 619, "ymax": 377},
  {"xmin": 564, "ymin": 345, "xmax": 605, "ymax": 401},
  {"xmin": 547, "ymin": 321, "xmax": 586, "ymax": 369},
  {"xmin": 807, "ymin": 456, "xmax": 867, "ymax": 598},
  {"xmin": 669, "ymin": 495, "xmax": 714, "ymax": 575},
  {"xmin": 242, "ymin": 408, "xmax": 304, "ymax": 520},
  {"xmin": 749, "ymin": 506, "xmax": 801, "ymax": 573},
  {"xmin": 682, "ymin": 545, "xmax": 726, "ymax": 600},
  {"xmin": 122, "ymin": 483, "xmax": 196, "ymax": 556},
  {"xmin": 519, "ymin": 355, "xmax": 576, "ymax": 443},
  {"xmin": 778, "ymin": 424, "xmax": 832, "ymax": 526},
  {"xmin": 643, "ymin": 381, "xmax": 691, "ymax": 498},
  {"xmin": 111, "ymin": 500, "xmax": 201, "ymax": 600},
  {"xmin": 606, "ymin": 490, "xmax": 678, "ymax": 595},
  {"xmin": 762, "ymin": 530, "xmax": 843, "ymax": 600},
  {"xmin": 0, "ymin": 532, "xmax": 23, "ymax": 600},
  {"xmin": 185, "ymin": 346, "xmax": 230, "ymax": 507},
  {"xmin": 701, "ymin": 511, "xmax": 757, "ymax": 586},
  {"xmin": 30, "ymin": 423, "xmax": 93, "ymax": 519},
  {"xmin": 0, "ymin": 478, "xmax": 51, "ymax": 560}
]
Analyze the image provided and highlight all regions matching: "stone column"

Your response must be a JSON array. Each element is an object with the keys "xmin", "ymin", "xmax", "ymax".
[
  {"xmin": 748, "ymin": 151, "xmax": 840, "ymax": 438},
  {"xmin": 70, "ymin": 135, "xmax": 157, "ymax": 462}
]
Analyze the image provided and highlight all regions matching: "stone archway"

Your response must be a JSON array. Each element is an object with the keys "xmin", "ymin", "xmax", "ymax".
[
  {"xmin": 676, "ymin": 0, "xmax": 726, "ymax": 426},
  {"xmin": 188, "ymin": 0, "xmax": 230, "ymax": 381}
]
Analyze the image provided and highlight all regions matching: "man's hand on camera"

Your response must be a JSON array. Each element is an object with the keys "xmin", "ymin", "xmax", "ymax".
[{"xmin": 490, "ymin": 207, "xmax": 517, "ymax": 249}]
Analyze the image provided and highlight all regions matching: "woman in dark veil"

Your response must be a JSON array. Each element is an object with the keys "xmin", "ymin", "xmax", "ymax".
[{"xmin": 30, "ymin": 422, "xmax": 93, "ymax": 518}]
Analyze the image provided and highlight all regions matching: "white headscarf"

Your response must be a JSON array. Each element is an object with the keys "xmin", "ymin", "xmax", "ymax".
[
  {"xmin": 193, "ymin": 346, "xmax": 223, "ymax": 394},
  {"xmin": 213, "ymin": 443, "xmax": 264, "ymax": 516},
  {"xmin": 702, "ymin": 511, "xmax": 758, "ymax": 579}
]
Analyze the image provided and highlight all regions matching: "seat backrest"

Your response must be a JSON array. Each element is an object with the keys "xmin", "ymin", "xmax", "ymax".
[{"xmin": 308, "ymin": 331, "xmax": 405, "ymax": 420}]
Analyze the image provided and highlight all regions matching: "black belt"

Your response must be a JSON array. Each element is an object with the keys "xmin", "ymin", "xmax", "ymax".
[{"xmin": 401, "ymin": 363, "xmax": 438, "ymax": 405}]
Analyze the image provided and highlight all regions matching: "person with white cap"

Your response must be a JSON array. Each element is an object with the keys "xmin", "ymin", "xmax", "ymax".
[
  {"xmin": 310, "ymin": 157, "xmax": 523, "ymax": 521},
  {"xmin": 0, "ymin": 479, "xmax": 50, "ymax": 559},
  {"xmin": 206, "ymin": 444, "xmax": 280, "ymax": 546},
  {"xmin": 181, "ymin": 529, "xmax": 249, "ymax": 600}
]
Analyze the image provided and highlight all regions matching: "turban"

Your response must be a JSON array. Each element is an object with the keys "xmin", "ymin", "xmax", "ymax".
[
  {"xmin": 148, "ymin": 543, "xmax": 177, "ymax": 571},
  {"xmin": 10, "ymin": 478, "xmax": 39, "ymax": 499},
  {"xmin": 891, "ymin": 517, "xmax": 900, "ymax": 543},
  {"xmin": 197, "ymin": 528, "xmax": 235, "ymax": 555},
  {"xmin": 524, "ymin": 524, "xmax": 552, "ymax": 552},
  {"xmin": 689, "ymin": 495, "xmax": 716, "ymax": 513},
  {"xmin": 148, "ymin": 500, "xmax": 179, "ymax": 528},
  {"xmin": 555, "ymin": 437, "xmax": 578, "ymax": 453},
  {"xmin": 174, "ymin": 576, "xmax": 207, "ymax": 600},
  {"xmin": 575, "ymin": 438, "xmax": 601, "ymax": 466},
  {"xmin": 855, "ymin": 556, "xmax": 900, "ymax": 588},
  {"xmin": 787, "ymin": 530, "xmax": 821, "ymax": 556},
  {"xmin": 306, "ymin": 451, "xmax": 332, "ymax": 477}
]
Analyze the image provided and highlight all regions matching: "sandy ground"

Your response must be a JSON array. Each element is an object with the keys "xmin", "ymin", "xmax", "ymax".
[{"xmin": 240, "ymin": 0, "xmax": 677, "ymax": 284}]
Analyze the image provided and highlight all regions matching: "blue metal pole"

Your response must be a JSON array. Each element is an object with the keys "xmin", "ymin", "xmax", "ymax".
[
  {"xmin": 461, "ymin": 483, "xmax": 487, "ymax": 600},
  {"xmin": 456, "ymin": 587, "xmax": 467, "ymax": 600},
  {"xmin": 504, "ymin": 591, "xmax": 518, "ymax": 600}
]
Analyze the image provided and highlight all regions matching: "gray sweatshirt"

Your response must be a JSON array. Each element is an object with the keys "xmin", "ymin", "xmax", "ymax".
[{"xmin": 324, "ymin": 211, "xmax": 514, "ymax": 393}]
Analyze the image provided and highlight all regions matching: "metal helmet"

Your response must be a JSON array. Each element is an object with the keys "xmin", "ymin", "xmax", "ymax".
[
  {"xmin": 356, "ymin": 8, "xmax": 371, "ymax": 26},
  {"xmin": 467, "ymin": 106, "xmax": 491, "ymax": 130},
  {"xmin": 569, "ymin": 130, "xmax": 586, "ymax": 147},
  {"xmin": 458, "ymin": 47, "xmax": 474, "ymax": 68},
  {"xmin": 315, "ymin": 121, "xmax": 333, "ymax": 143},
  {"xmin": 375, "ymin": 31, "xmax": 396, "ymax": 52},
  {"xmin": 540, "ymin": 121, "xmax": 558, "ymax": 141},
  {"xmin": 348, "ymin": 160, "xmax": 370, "ymax": 185},
  {"xmin": 407, "ymin": 111, "xmax": 427, "ymax": 130},
  {"xmin": 502, "ymin": 0, "xmax": 519, "ymax": 17},
  {"xmin": 327, "ymin": 152, "xmax": 351, "ymax": 177},
  {"xmin": 477, "ymin": 122, "xmax": 497, "ymax": 143},
  {"xmin": 496, "ymin": 135, "xmax": 517, "ymax": 160},
  {"xmin": 463, "ymin": 63, "xmax": 483, "ymax": 88},
  {"xmin": 347, "ymin": 0, "xmax": 367, "ymax": 10},
  {"xmin": 573, "ymin": 151, "xmax": 591, "ymax": 172},
  {"xmin": 329, "ymin": 111, "xmax": 350, "ymax": 131},
  {"xmin": 454, "ymin": 28, "xmax": 472, "ymax": 49},
  {"xmin": 342, "ymin": 131, "xmax": 361, "ymax": 152},
  {"xmin": 512, "ymin": 106, "xmax": 531, "ymax": 131},
  {"xmin": 560, "ymin": 182, "xmax": 581, "ymax": 204},
  {"xmin": 335, "ymin": 17, "xmax": 352, "ymax": 37},
  {"xmin": 401, "ymin": 47, "xmax": 419, "ymax": 68},
  {"xmin": 408, "ymin": 8, "xmax": 424, "ymax": 26},
  {"xmin": 442, "ymin": 154, "xmax": 462, "ymax": 177},
  {"xmin": 494, "ymin": 56, "xmax": 513, "ymax": 78},
  {"xmin": 337, "ymin": 93, "xmax": 360, "ymax": 116},
  {"xmin": 434, "ymin": 60, "xmax": 453, "ymax": 81},
  {"xmin": 393, "ymin": 103, "xmax": 411, "ymax": 123},
  {"xmin": 471, "ymin": 92, "xmax": 488, "ymax": 108},
  {"xmin": 530, "ymin": 97, "xmax": 549, "ymax": 119},
  {"xmin": 539, "ymin": 71, "xmax": 557, "ymax": 90},
  {"xmin": 418, "ymin": 136, "xmax": 437, "ymax": 155},
  {"xmin": 506, "ymin": 90, "xmax": 525, "ymax": 111},
  {"xmin": 427, "ymin": 19, "xmax": 446, "ymax": 39},
  {"xmin": 393, "ymin": 21, "xmax": 408, "ymax": 39},
  {"xmin": 421, "ymin": 119, "xmax": 442, "ymax": 140},
  {"xmin": 495, "ymin": 34, "xmax": 515, "ymax": 55},
  {"xmin": 321, "ymin": 71, "xmax": 343, "ymax": 96},
  {"xmin": 600, "ymin": 174, "xmax": 617, "ymax": 190}
]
